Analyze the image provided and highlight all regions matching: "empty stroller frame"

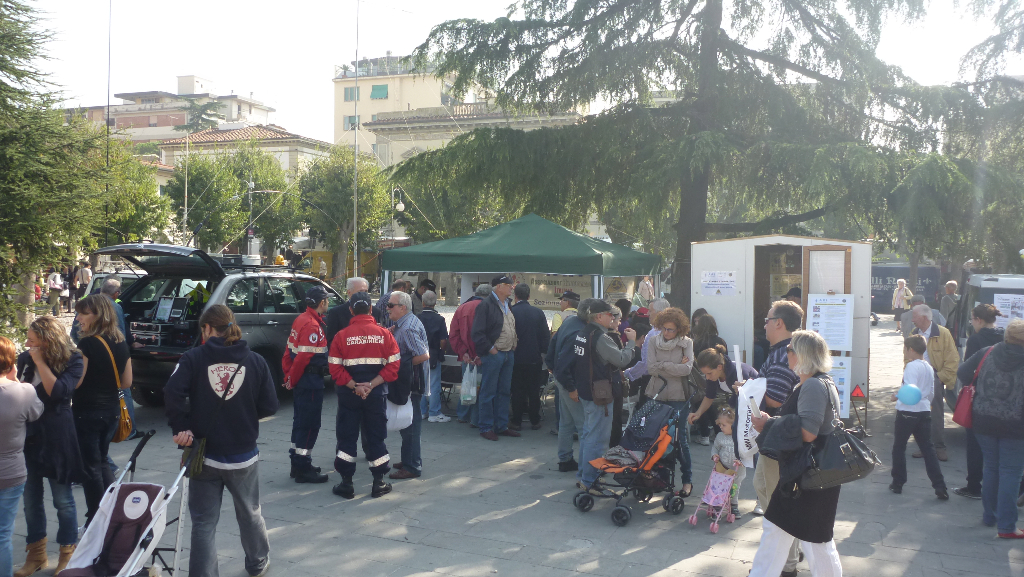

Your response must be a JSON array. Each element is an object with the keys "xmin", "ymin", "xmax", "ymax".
[
  {"xmin": 687, "ymin": 469, "xmax": 738, "ymax": 533},
  {"xmin": 62, "ymin": 431, "xmax": 193, "ymax": 577},
  {"xmin": 573, "ymin": 400, "xmax": 686, "ymax": 527}
]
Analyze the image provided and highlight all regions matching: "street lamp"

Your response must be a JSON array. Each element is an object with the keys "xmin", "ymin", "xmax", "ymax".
[{"xmin": 390, "ymin": 187, "xmax": 405, "ymax": 244}]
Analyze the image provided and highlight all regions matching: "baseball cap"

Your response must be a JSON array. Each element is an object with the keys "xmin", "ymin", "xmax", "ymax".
[
  {"xmin": 588, "ymin": 300, "xmax": 613, "ymax": 315},
  {"xmin": 491, "ymin": 275, "xmax": 513, "ymax": 286},
  {"xmin": 783, "ymin": 287, "xmax": 801, "ymax": 299},
  {"xmin": 636, "ymin": 307, "xmax": 650, "ymax": 318},
  {"xmin": 349, "ymin": 291, "xmax": 372, "ymax": 312},
  {"xmin": 304, "ymin": 285, "xmax": 329, "ymax": 305},
  {"xmin": 560, "ymin": 290, "xmax": 581, "ymax": 301}
]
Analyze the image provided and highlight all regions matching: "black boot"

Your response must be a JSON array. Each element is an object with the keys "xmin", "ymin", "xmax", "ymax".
[
  {"xmin": 290, "ymin": 465, "xmax": 321, "ymax": 479},
  {"xmin": 294, "ymin": 467, "xmax": 328, "ymax": 484},
  {"xmin": 558, "ymin": 459, "xmax": 579, "ymax": 472},
  {"xmin": 332, "ymin": 476, "xmax": 355, "ymax": 499},
  {"xmin": 371, "ymin": 477, "xmax": 392, "ymax": 498}
]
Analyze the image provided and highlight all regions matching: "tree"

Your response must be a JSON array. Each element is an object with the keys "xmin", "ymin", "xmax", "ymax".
[
  {"xmin": 104, "ymin": 138, "xmax": 172, "ymax": 244},
  {"xmin": 299, "ymin": 148, "xmax": 391, "ymax": 281},
  {"xmin": 133, "ymin": 141, "xmax": 161, "ymax": 156},
  {"xmin": 164, "ymin": 153, "xmax": 245, "ymax": 251},
  {"xmin": 408, "ymin": 0, "xmax": 945, "ymax": 309},
  {"xmin": 223, "ymin": 141, "xmax": 301, "ymax": 258},
  {"xmin": 173, "ymin": 98, "xmax": 225, "ymax": 133}
]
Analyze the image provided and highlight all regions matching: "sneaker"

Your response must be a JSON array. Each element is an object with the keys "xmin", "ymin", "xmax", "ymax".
[
  {"xmin": 697, "ymin": 436, "xmax": 710, "ymax": 446},
  {"xmin": 249, "ymin": 560, "xmax": 271, "ymax": 577},
  {"xmin": 731, "ymin": 505, "xmax": 742, "ymax": 519},
  {"xmin": 953, "ymin": 487, "xmax": 982, "ymax": 500},
  {"xmin": 751, "ymin": 501, "xmax": 764, "ymax": 516},
  {"xmin": 935, "ymin": 447, "xmax": 948, "ymax": 461},
  {"xmin": 427, "ymin": 414, "xmax": 452, "ymax": 423},
  {"xmin": 332, "ymin": 477, "xmax": 355, "ymax": 499},
  {"xmin": 558, "ymin": 459, "xmax": 579, "ymax": 472},
  {"xmin": 1018, "ymin": 493, "xmax": 1024, "ymax": 508}
]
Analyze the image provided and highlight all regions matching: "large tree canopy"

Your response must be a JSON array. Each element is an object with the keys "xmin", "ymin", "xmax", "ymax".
[{"xmin": 404, "ymin": 0, "xmax": 952, "ymax": 309}]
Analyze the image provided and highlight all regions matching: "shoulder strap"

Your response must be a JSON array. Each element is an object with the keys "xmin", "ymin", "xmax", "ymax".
[
  {"xmin": 96, "ymin": 336, "xmax": 121, "ymax": 391},
  {"xmin": 969, "ymin": 346, "xmax": 996, "ymax": 388},
  {"xmin": 822, "ymin": 377, "xmax": 842, "ymax": 424}
]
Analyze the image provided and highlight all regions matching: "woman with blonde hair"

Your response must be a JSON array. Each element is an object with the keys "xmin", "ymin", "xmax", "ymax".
[
  {"xmin": 73, "ymin": 295, "xmax": 132, "ymax": 525},
  {"xmin": 15, "ymin": 316, "xmax": 84, "ymax": 577},
  {"xmin": 645, "ymin": 307, "xmax": 696, "ymax": 496},
  {"xmin": 749, "ymin": 330, "xmax": 843, "ymax": 576},
  {"xmin": 892, "ymin": 279, "xmax": 913, "ymax": 331}
]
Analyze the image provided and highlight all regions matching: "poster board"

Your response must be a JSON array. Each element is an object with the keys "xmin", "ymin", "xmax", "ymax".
[
  {"xmin": 604, "ymin": 277, "xmax": 636, "ymax": 303},
  {"xmin": 807, "ymin": 294, "xmax": 854, "ymax": 352},
  {"xmin": 701, "ymin": 271, "xmax": 737, "ymax": 296},
  {"xmin": 770, "ymin": 274, "xmax": 803, "ymax": 298},
  {"xmin": 507, "ymin": 273, "xmax": 593, "ymax": 310},
  {"xmin": 994, "ymin": 293, "xmax": 1024, "ymax": 329},
  {"xmin": 828, "ymin": 357, "xmax": 852, "ymax": 418}
]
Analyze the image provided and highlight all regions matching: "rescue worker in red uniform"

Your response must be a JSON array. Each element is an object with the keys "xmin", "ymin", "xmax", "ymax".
[
  {"xmin": 328, "ymin": 292, "xmax": 400, "ymax": 498},
  {"xmin": 281, "ymin": 285, "xmax": 331, "ymax": 483}
]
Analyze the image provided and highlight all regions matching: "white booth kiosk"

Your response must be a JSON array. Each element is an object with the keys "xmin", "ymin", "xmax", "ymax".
[{"xmin": 690, "ymin": 235, "xmax": 872, "ymax": 423}]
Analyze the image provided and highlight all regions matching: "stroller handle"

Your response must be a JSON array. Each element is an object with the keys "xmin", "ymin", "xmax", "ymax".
[{"xmin": 127, "ymin": 430, "xmax": 158, "ymax": 473}]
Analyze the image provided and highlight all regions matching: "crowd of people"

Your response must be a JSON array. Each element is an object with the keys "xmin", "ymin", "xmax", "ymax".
[{"xmin": 5, "ymin": 272, "xmax": 1024, "ymax": 577}]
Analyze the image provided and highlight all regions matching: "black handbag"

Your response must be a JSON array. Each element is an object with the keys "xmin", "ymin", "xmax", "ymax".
[{"xmin": 800, "ymin": 380, "xmax": 881, "ymax": 491}]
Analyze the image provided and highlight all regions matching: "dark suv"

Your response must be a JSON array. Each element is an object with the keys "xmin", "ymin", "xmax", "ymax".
[{"xmin": 94, "ymin": 244, "xmax": 342, "ymax": 406}]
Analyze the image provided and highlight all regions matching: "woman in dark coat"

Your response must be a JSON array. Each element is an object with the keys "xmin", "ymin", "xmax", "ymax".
[
  {"xmin": 748, "ymin": 330, "xmax": 843, "ymax": 577},
  {"xmin": 15, "ymin": 316, "xmax": 84, "ymax": 576}
]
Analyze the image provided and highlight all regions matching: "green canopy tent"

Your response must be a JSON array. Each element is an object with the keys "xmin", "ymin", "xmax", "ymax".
[{"xmin": 380, "ymin": 213, "xmax": 662, "ymax": 303}]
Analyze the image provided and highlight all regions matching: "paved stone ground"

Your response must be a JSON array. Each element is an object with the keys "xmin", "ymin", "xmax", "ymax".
[{"xmin": 16, "ymin": 317, "xmax": 1024, "ymax": 576}]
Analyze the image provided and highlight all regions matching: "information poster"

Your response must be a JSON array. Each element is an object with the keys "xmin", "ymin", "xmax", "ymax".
[
  {"xmin": 828, "ymin": 358, "xmax": 852, "ymax": 418},
  {"xmin": 701, "ymin": 271, "xmax": 737, "ymax": 296},
  {"xmin": 508, "ymin": 273, "xmax": 593, "ymax": 310},
  {"xmin": 808, "ymin": 294, "xmax": 854, "ymax": 352},
  {"xmin": 994, "ymin": 293, "xmax": 1024, "ymax": 329},
  {"xmin": 604, "ymin": 277, "xmax": 636, "ymax": 303}
]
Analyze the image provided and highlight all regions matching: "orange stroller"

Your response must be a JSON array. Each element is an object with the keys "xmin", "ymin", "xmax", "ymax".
[{"xmin": 573, "ymin": 400, "xmax": 686, "ymax": 527}]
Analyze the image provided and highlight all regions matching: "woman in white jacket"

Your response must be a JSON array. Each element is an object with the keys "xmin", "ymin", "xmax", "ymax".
[{"xmin": 645, "ymin": 307, "xmax": 695, "ymax": 496}]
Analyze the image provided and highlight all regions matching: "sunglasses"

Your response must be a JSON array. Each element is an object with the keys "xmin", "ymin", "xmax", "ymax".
[{"xmin": 386, "ymin": 302, "xmax": 402, "ymax": 309}]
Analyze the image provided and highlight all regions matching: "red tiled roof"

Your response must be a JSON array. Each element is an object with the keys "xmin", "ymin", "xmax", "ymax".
[{"xmin": 160, "ymin": 125, "xmax": 328, "ymax": 147}]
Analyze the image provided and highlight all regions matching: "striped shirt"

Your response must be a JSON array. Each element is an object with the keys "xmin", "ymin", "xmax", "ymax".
[
  {"xmin": 393, "ymin": 312, "xmax": 430, "ymax": 395},
  {"xmin": 761, "ymin": 338, "xmax": 799, "ymax": 408}
]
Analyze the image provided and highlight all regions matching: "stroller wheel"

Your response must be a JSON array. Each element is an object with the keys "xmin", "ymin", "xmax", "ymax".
[
  {"xmin": 688, "ymin": 514, "xmax": 698, "ymax": 526},
  {"xmin": 611, "ymin": 505, "xmax": 632, "ymax": 527},
  {"xmin": 710, "ymin": 522, "xmax": 719, "ymax": 534},
  {"xmin": 668, "ymin": 495, "xmax": 685, "ymax": 515},
  {"xmin": 727, "ymin": 513, "xmax": 736, "ymax": 523},
  {"xmin": 576, "ymin": 493, "xmax": 595, "ymax": 513},
  {"xmin": 662, "ymin": 494, "xmax": 672, "ymax": 511}
]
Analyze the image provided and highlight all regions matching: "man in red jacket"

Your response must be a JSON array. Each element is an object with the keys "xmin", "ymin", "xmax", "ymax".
[
  {"xmin": 281, "ymin": 286, "xmax": 331, "ymax": 484},
  {"xmin": 449, "ymin": 283, "xmax": 491, "ymax": 425},
  {"xmin": 328, "ymin": 292, "xmax": 401, "ymax": 499}
]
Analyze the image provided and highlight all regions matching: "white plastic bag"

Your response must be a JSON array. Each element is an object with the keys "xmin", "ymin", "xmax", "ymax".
[
  {"xmin": 737, "ymin": 377, "xmax": 767, "ymax": 468},
  {"xmin": 460, "ymin": 364, "xmax": 480, "ymax": 405},
  {"xmin": 386, "ymin": 399, "xmax": 413, "ymax": 431}
]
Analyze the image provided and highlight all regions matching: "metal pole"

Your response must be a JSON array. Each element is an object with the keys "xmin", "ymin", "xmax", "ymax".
[{"xmin": 353, "ymin": 0, "xmax": 360, "ymax": 279}]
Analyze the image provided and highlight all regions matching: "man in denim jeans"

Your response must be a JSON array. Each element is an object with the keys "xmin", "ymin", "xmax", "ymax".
[{"xmin": 472, "ymin": 275, "xmax": 519, "ymax": 441}]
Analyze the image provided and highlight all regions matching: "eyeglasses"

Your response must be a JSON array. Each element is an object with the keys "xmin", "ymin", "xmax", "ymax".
[
  {"xmin": 765, "ymin": 317, "xmax": 780, "ymax": 324},
  {"xmin": 386, "ymin": 302, "xmax": 401, "ymax": 309}
]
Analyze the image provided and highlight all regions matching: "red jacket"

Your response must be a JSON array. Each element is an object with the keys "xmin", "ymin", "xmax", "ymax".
[
  {"xmin": 328, "ymin": 315, "xmax": 400, "ymax": 385},
  {"xmin": 281, "ymin": 308, "xmax": 328, "ymax": 386},
  {"xmin": 449, "ymin": 297, "xmax": 483, "ymax": 359}
]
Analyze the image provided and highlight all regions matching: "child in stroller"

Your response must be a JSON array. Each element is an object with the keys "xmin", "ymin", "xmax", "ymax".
[
  {"xmin": 573, "ymin": 399, "xmax": 686, "ymax": 527},
  {"xmin": 689, "ymin": 407, "xmax": 745, "ymax": 533}
]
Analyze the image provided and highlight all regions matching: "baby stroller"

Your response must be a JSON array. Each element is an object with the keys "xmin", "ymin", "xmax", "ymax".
[
  {"xmin": 574, "ymin": 395, "xmax": 686, "ymax": 527},
  {"xmin": 688, "ymin": 469, "xmax": 738, "ymax": 533},
  {"xmin": 61, "ymin": 431, "xmax": 191, "ymax": 577}
]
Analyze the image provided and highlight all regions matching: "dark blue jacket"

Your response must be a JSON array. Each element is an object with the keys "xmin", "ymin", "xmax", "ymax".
[
  {"xmin": 553, "ymin": 315, "xmax": 587, "ymax": 392},
  {"xmin": 511, "ymin": 300, "xmax": 550, "ymax": 366},
  {"xmin": 18, "ymin": 352, "xmax": 85, "ymax": 484}
]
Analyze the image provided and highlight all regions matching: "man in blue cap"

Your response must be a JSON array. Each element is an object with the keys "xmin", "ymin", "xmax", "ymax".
[{"xmin": 281, "ymin": 285, "xmax": 331, "ymax": 483}]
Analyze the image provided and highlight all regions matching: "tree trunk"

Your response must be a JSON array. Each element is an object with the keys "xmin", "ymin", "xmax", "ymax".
[
  {"xmin": 332, "ymin": 228, "xmax": 349, "ymax": 288},
  {"xmin": 908, "ymin": 250, "xmax": 920, "ymax": 305},
  {"xmin": 670, "ymin": 0, "xmax": 721, "ymax": 314},
  {"xmin": 15, "ymin": 271, "xmax": 36, "ymax": 328}
]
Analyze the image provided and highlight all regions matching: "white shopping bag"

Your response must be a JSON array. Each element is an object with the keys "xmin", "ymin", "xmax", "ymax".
[
  {"xmin": 386, "ymin": 399, "xmax": 414, "ymax": 431},
  {"xmin": 737, "ymin": 377, "xmax": 767, "ymax": 468},
  {"xmin": 460, "ymin": 364, "xmax": 480, "ymax": 405}
]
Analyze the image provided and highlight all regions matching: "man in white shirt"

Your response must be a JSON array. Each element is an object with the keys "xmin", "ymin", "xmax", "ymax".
[
  {"xmin": 890, "ymin": 335, "xmax": 948, "ymax": 499},
  {"xmin": 74, "ymin": 262, "xmax": 92, "ymax": 301},
  {"xmin": 46, "ymin": 268, "xmax": 63, "ymax": 316}
]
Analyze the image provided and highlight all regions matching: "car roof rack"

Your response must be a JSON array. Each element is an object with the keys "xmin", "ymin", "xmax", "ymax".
[{"xmin": 221, "ymin": 263, "xmax": 299, "ymax": 273}]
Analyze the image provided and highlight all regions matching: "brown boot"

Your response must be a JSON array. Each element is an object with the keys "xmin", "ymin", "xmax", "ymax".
[
  {"xmin": 54, "ymin": 544, "xmax": 76, "ymax": 575},
  {"xmin": 13, "ymin": 538, "xmax": 48, "ymax": 577}
]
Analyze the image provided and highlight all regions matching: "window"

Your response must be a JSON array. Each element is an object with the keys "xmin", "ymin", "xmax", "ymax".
[
  {"xmin": 226, "ymin": 279, "xmax": 258, "ymax": 314},
  {"xmin": 371, "ymin": 114, "xmax": 378, "ymax": 122},
  {"xmin": 344, "ymin": 87, "xmax": 360, "ymax": 101},
  {"xmin": 141, "ymin": 98, "xmax": 158, "ymax": 104},
  {"xmin": 370, "ymin": 84, "xmax": 388, "ymax": 99},
  {"xmin": 294, "ymin": 280, "xmax": 342, "ymax": 309},
  {"xmin": 262, "ymin": 278, "xmax": 302, "ymax": 314},
  {"xmin": 344, "ymin": 115, "xmax": 360, "ymax": 131}
]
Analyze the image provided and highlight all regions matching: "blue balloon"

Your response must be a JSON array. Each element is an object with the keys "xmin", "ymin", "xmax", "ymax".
[{"xmin": 897, "ymin": 384, "xmax": 922, "ymax": 406}]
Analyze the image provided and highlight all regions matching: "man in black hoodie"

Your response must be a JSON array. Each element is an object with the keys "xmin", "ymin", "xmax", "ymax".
[{"xmin": 165, "ymin": 305, "xmax": 279, "ymax": 577}]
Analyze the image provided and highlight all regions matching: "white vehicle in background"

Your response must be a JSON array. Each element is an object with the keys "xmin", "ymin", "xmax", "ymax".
[{"xmin": 83, "ymin": 270, "xmax": 144, "ymax": 297}]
